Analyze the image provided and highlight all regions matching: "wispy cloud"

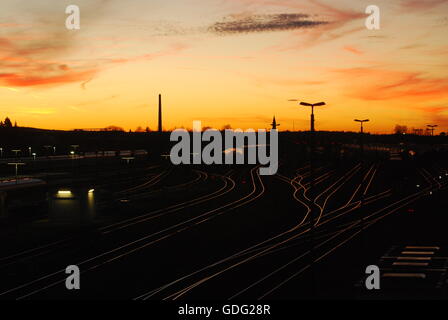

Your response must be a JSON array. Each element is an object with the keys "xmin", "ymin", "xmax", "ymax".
[
  {"xmin": 236, "ymin": 0, "xmax": 366, "ymax": 51},
  {"xmin": 0, "ymin": 1, "xmax": 189, "ymax": 88},
  {"xmin": 105, "ymin": 43, "xmax": 188, "ymax": 64},
  {"xmin": 0, "ymin": 33, "xmax": 187, "ymax": 88},
  {"xmin": 413, "ymin": 105, "xmax": 448, "ymax": 128},
  {"xmin": 343, "ymin": 45, "xmax": 363, "ymax": 55},
  {"xmin": 400, "ymin": 0, "xmax": 448, "ymax": 11},
  {"xmin": 224, "ymin": 0, "xmax": 364, "ymax": 27},
  {"xmin": 331, "ymin": 67, "xmax": 448, "ymax": 102},
  {"xmin": 0, "ymin": 1, "xmax": 101, "ymax": 88},
  {"xmin": 0, "ymin": 34, "xmax": 98, "ymax": 88},
  {"xmin": 0, "ymin": 32, "xmax": 99, "ymax": 88},
  {"xmin": 81, "ymin": 78, "xmax": 93, "ymax": 90},
  {"xmin": 0, "ymin": 69, "xmax": 98, "ymax": 87},
  {"xmin": 74, "ymin": 95, "xmax": 119, "ymax": 107},
  {"xmin": 208, "ymin": 13, "xmax": 328, "ymax": 35}
]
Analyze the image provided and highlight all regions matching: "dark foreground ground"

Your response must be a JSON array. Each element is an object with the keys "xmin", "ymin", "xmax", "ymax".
[{"xmin": 0, "ymin": 143, "xmax": 447, "ymax": 301}]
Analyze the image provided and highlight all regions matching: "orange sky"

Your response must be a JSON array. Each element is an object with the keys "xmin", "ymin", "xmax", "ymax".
[{"xmin": 1, "ymin": 0, "xmax": 448, "ymax": 133}]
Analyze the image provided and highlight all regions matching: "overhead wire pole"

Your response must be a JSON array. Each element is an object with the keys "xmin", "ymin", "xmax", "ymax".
[{"xmin": 289, "ymin": 99, "xmax": 325, "ymax": 296}]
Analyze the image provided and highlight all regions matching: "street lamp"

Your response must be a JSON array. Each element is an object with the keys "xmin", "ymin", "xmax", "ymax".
[
  {"xmin": 288, "ymin": 99, "xmax": 325, "ymax": 294},
  {"xmin": 354, "ymin": 119, "xmax": 370, "ymax": 255},
  {"xmin": 8, "ymin": 162, "xmax": 26, "ymax": 184},
  {"xmin": 289, "ymin": 101, "xmax": 326, "ymax": 132},
  {"xmin": 354, "ymin": 119, "xmax": 369, "ymax": 156},
  {"xmin": 355, "ymin": 119, "xmax": 369, "ymax": 134},
  {"xmin": 427, "ymin": 124, "xmax": 438, "ymax": 136},
  {"xmin": 288, "ymin": 100, "xmax": 326, "ymax": 131}
]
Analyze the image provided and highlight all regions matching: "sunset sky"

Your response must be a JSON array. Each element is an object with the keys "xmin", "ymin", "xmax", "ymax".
[{"xmin": 1, "ymin": 0, "xmax": 447, "ymax": 133}]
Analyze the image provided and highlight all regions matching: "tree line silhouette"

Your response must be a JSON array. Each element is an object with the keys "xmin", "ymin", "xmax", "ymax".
[{"xmin": 0, "ymin": 117, "xmax": 18, "ymax": 128}]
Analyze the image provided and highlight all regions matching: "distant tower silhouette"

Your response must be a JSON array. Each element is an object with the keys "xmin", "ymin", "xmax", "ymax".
[
  {"xmin": 158, "ymin": 94, "xmax": 162, "ymax": 133},
  {"xmin": 271, "ymin": 116, "xmax": 280, "ymax": 130}
]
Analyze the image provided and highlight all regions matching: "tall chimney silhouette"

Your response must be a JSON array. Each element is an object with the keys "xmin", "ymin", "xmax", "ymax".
[{"xmin": 158, "ymin": 94, "xmax": 162, "ymax": 133}]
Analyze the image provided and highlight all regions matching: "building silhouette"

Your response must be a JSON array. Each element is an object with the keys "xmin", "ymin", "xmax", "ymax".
[
  {"xmin": 271, "ymin": 116, "xmax": 280, "ymax": 130},
  {"xmin": 158, "ymin": 94, "xmax": 162, "ymax": 133}
]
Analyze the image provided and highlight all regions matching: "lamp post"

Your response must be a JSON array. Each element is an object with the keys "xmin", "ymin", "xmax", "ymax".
[
  {"xmin": 354, "ymin": 119, "xmax": 369, "ymax": 156},
  {"xmin": 354, "ymin": 119, "xmax": 369, "ymax": 264},
  {"xmin": 289, "ymin": 99, "xmax": 326, "ymax": 297},
  {"xmin": 427, "ymin": 124, "xmax": 437, "ymax": 136},
  {"xmin": 355, "ymin": 119, "xmax": 369, "ymax": 134},
  {"xmin": 288, "ymin": 101, "xmax": 326, "ymax": 132},
  {"xmin": 8, "ymin": 162, "xmax": 26, "ymax": 184},
  {"xmin": 11, "ymin": 149, "xmax": 21, "ymax": 160}
]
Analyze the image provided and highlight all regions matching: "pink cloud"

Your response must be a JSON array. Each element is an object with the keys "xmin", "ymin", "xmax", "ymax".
[
  {"xmin": 107, "ymin": 44, "xmax": 188, "ymax": 65},
  {"xmin": 343, "ymin": 45, "xmax": 364, "ymax": 55},
  {"xmin": 0, "ymin": 69, "xmax": 98, "ymax": 87},
  {"xmin": 331, "ymin": 67, "xmax": 448, "ymax": 102},
  {"xmin": 400, "ymin": 0, "xmax": 448, "ymax": 11},
  {"xmin": 0, "ymin": 30, "xmax": 188, "ymax": 88}
]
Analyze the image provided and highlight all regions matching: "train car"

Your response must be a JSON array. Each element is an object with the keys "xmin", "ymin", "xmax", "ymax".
[{"xmin": 0, "ymin": 178, "xmax": 47, "ymax": 220}]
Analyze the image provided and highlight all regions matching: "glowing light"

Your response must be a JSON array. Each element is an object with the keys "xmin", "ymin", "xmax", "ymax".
[
  {"xmin": 88, "ymin": 189, "xmax": 95, "ymax": 193},
  {"xmin": 223, "ymin": 148, "xmax": 243, "ymax": 155},
  {"xmin": 58, "ymin": 190, "xmax": 72, "ymax": 195}
]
